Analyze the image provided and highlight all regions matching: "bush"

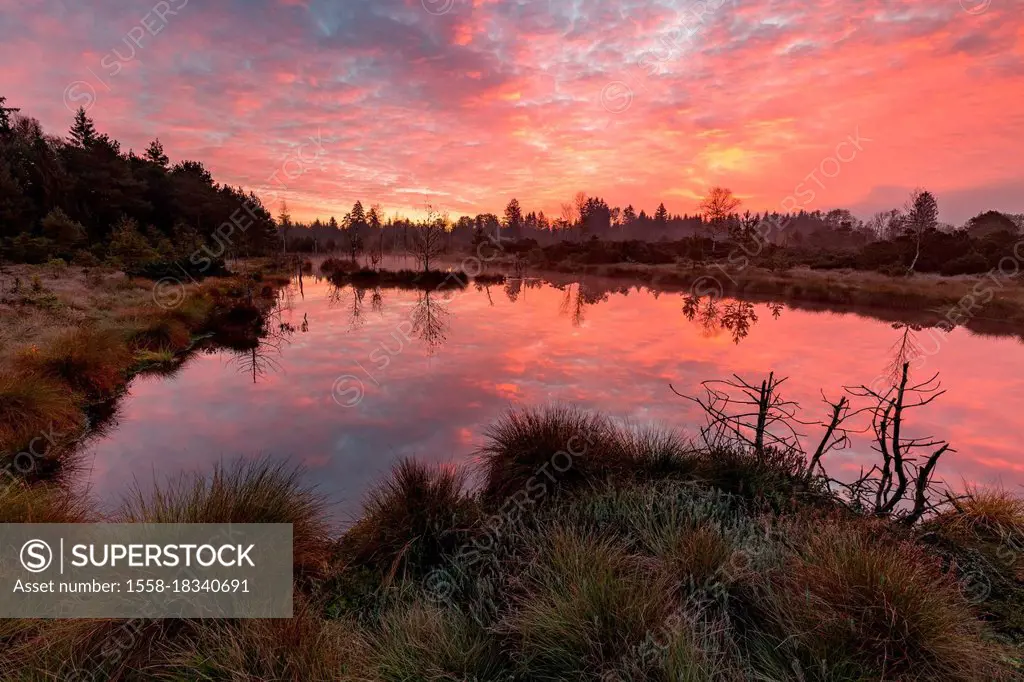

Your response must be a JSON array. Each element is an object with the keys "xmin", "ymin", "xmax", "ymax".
[
  {"xmin": 341, "ymin": 459, "xmax": 477, "ymax": 580},
  {"xmin": 119, "ymin": 459, "xmax": 332, "ymax": 576},
  {"xmin": 940, "ymin": 252, "xmax": 990, "ymax": 276}
]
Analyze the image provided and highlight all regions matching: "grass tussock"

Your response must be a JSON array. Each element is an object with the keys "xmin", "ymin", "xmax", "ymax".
[
  {"xmin": 121, "ymin": 310, "xmax": 193, "ymax": 352},
  {"xmin": 756, "ymin": 520, "xmax": 1000, "ymax": 680},
  {"xmin": 934, "ymin": 484, "xmax": 1024, "ymax": 541},
  {"xmin": 341, "ymin": 458, "xmax": 478, "ymax": 581},
  {"xmin": 20, "ymin": 326, "xmax": 131, "ymax": 399},
  {"xmin": 0, "ymin": 482, "xmax": 92, "ymax": 523},
  {"xmin": 0, "ymin": 369, "xmax": 83, "ymax": 455},
  {"xmin": 500, "ymin": 527, "xmax": 675, "ymax": 679},
  {"xmin": 164, "ymin": 600, "xmax": 370, "ymax": 682},
  {"xmin": 370, "ymin": 602, "xmax": 504, "ymax": 682},
  {"xmin": 477, "ymin": 405, "xmax": 629, "ymax": 502},
  {"xmin": 119, "ymin": 458, "xmax": 332, "ymax": 576}
]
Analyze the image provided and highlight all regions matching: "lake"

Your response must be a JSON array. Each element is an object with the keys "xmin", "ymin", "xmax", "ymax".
[{"xmin": 80, "ymin": 272, "xmax": 1024, "ymax": 525}]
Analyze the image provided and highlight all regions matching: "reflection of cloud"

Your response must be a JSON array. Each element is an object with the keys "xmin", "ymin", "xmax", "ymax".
[{"xmin": 80, "ymin": 277, "xmax": 1024, "ymax": 523}]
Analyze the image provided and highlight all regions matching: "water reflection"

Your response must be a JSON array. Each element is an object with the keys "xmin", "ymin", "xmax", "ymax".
[{"xmin": 78, "ymin": 275, "xmax": 1024, "ymax": 522}]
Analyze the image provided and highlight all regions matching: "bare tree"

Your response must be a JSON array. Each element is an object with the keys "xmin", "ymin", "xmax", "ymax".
[
  {"xmin": 845, "ymin": 363, "xmax": 952, "ymax": 523},
  {"xmin": 411, "ymin": 290, "xmax": 450, "ymax": 355},
  {"xmin": 699, "ymin": 187, "xmax": 741, "ymax": 254},
  {"xmin": 410, "ymin": 204, "xmax": 448, "ymax": 273}
]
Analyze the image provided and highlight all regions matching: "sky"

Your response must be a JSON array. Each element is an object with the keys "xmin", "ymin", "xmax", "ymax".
[{"xmin": 1, "ymin": 0, "xmax": 1022, "ymax": 224}]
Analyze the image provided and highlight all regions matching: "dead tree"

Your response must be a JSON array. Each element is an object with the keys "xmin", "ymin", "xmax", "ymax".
[{"xmin": 844, "ymin": 362, "xmax": 953, "ymax": 524}]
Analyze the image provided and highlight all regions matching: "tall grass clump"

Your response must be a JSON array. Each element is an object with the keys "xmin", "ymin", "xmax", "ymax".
[
  {"xmin": 754, "ymin": 520, "xmax": 1000, "ymax": 681},
  {"xmin": 119, "ymin": 458, "xmax": 331, "ymax": 576},
  {"xmin": 21, "ymin": 326, "xmax": 131, "ymax": 399},
  {"xmin": 477, "ymin": 405, "xmax": 628, "ymax": 502},
  {"xmin": 0, "ymin": 369, "xmax": 83, "ymax": 455},
  {"xmin": 341, "ymin": 458, "xmax": 477, "ymax": 581},
  {"xmin": 500, "ymin": 527, "xmax": 675, "ymax": 679},
  {"xmin": 0, "ymin": 482, "xmax": 92, "ymax": 523},
  {"xmin": 121, "ymin": 310, "xmax": 192, "ymax": 352},
  {"xmin": 370, "ymin": 602, "xmax": 505, "ymax": 682},
  {"xmin": 164, "ymin": 599, "xmax": 369, "ymax": 682},
  {"xmin": 933, "ymin": 484, "xmax": 1024, "ymax": 542}
]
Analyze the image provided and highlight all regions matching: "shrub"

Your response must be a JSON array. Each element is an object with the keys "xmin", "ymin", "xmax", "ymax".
[
  {"xmin": 940, "ymin": 252, "xmax": 989, "ymax": 276},
  {"xmin": 755, "ymin": 521, "xmax": 999, "ymax": 680},
  {"xmin": 119, "ymin": 459, "xmax": 332, "ymax": 576},
  {"xmin": 477, "ymin": 405, "xmax": 627, "ymax": 502},
  {"xmin": 22, "ymin": 326, "xmax": 131, "ymax": 399},
  {"xmin": 341, "ymin": 458, "xmax": 477, "ymax": 580}
]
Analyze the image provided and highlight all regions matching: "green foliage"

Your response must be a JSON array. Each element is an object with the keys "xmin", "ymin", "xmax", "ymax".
[
  {"xmin": 40, "ymin": 208, "xmax": 86, "ymax": 253},
  {"xmin": 108, "ymin": 216, "xmax": 158, "ymax": 271}
]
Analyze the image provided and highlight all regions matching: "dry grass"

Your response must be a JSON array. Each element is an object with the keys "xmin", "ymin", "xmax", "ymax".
[
  {"xmin": 935, "ymin": 484, "xmax": 1024, "ymax": 541},
  {"xmin": 119, "ymin": 458, "xmax": 333, "ymax": 577},
  {"xmin": 0, "ymin": 369, "xmax": 83, "ymax": 455},
  {"xmin": 19, "ymin": 326, "xmax": 132, "ymax": 399},
  {"xmin": 757, "ymin": 520, "xmax": 1001, "ymax": 680},
  {"xmin": 163, "ymin": 599, "xmax": 370, "ymax": 682},
  {"xmin": 0, "ymin": 481, "xmax": 93, "ymax": 523},
  {"xmin": 477, "ymin": 405, "xmax": 629, "ymax": 502},
  {"xmin": 500, "ymin": 527, "xmax": 676, "ymax": 679},
  {"xmin": 341, "ymin": 458, "xmax": 478, "ymax": 581}
]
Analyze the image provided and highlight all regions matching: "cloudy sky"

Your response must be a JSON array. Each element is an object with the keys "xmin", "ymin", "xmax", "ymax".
[{"xmin": 2, "ymin": 0, "xmax": 1021, "ymax": 223}]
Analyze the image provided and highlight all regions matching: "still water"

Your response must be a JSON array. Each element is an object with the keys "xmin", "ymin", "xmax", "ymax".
[{"xmin": 81, "ymin": 274, "xmax": 1024, "ymax": 524}]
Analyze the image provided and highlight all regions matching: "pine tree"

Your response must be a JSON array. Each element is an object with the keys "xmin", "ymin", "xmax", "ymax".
[
  {"xmin": 504, "ymin": 198, "xmax": 524, "ymax": 235},
  {"xmin": 145, "ymin": 138, "xmax": 169, "ymax": 167},
  {"xmin": 623, "ymin": 205, "xmax": 637, "ymax": 224},
  {"xmin": 347, "ymin": 201, "xmax": 367, "ymax": 229},
  {"xmin": 69, "ymin": 107, "xmax": 97, "ymax": 148},
  {"xmin": 654, "ymin": 203, "xmax": 668, "ymax": 223},
  {"xmin": 0, "ymin": 96, "xmax": 19, "ymax": 136}
]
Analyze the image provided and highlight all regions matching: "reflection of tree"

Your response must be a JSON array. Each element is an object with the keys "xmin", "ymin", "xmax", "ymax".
[
  {"xmin": 558, "ymin": 282, "xmax": 607, "ymax": 327},
  {"xmin": 371, "ymin": 287, "xmax": 384, "ymax": 316},
  {"xmin": 327, "ymin": 284, "xmax": 368, "ymax": 330},
  {"xmin": 720, "ymin": 302, "xmax": 758, "ymax": 344},
  {"xmin": 682, "ymin": 295, "xmax": 763, "ymax": 343},
  {"xmin": 475, "ymin": 283, "xmax": 495, "ymax": 306},
  {"xmin": 411, "ymin": 290, "xmax": 450, "ymax": 355},
  {"xmin": 767, "ymin": 302, "xmax": 785, "ymax": 319},
  {"xmin": 887, "ymin": 323, "xmax": 924, "ymax": 382},
  {"xmin": 231, "ymin": 309, "xmax": 293, "ymax": 384},
  {"xmin": 504, "ymin": 278, "xmax": 522, "ymax": 303}
]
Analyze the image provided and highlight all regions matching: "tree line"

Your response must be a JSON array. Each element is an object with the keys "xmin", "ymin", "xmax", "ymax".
[{"xmin": 0, "ymin": 96, "xmax": 280, "ymax": 271}]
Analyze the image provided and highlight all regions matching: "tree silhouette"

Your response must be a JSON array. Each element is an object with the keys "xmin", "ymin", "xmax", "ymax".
[
  {"xmin": 654, "ymin": 202, "xmax": 668, "ymax": 224},
  {"xmin": 69, "ymin": 107, "xmax": 97, "ymax": 148},
  {"xmin": 504, "ymin": 197, "xmax": 523, "ymax": 237},
  {"xmin": 0, "ymin": 96, "xmax": 19, "ymax": 135},
  {"xmin": 410, "ymin": 204, "xmax": 447, "ymax": 272},
  {"xmin": 905, "ymin": 188, "xmax": 938, "ymax": 273},
  {"xmin": 144, "ymin": 138, "xmax": 169, "ymax": 167},
  {"xmin": 699, "ymin": 187, "xmax": 741, "ymax": 254}
]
